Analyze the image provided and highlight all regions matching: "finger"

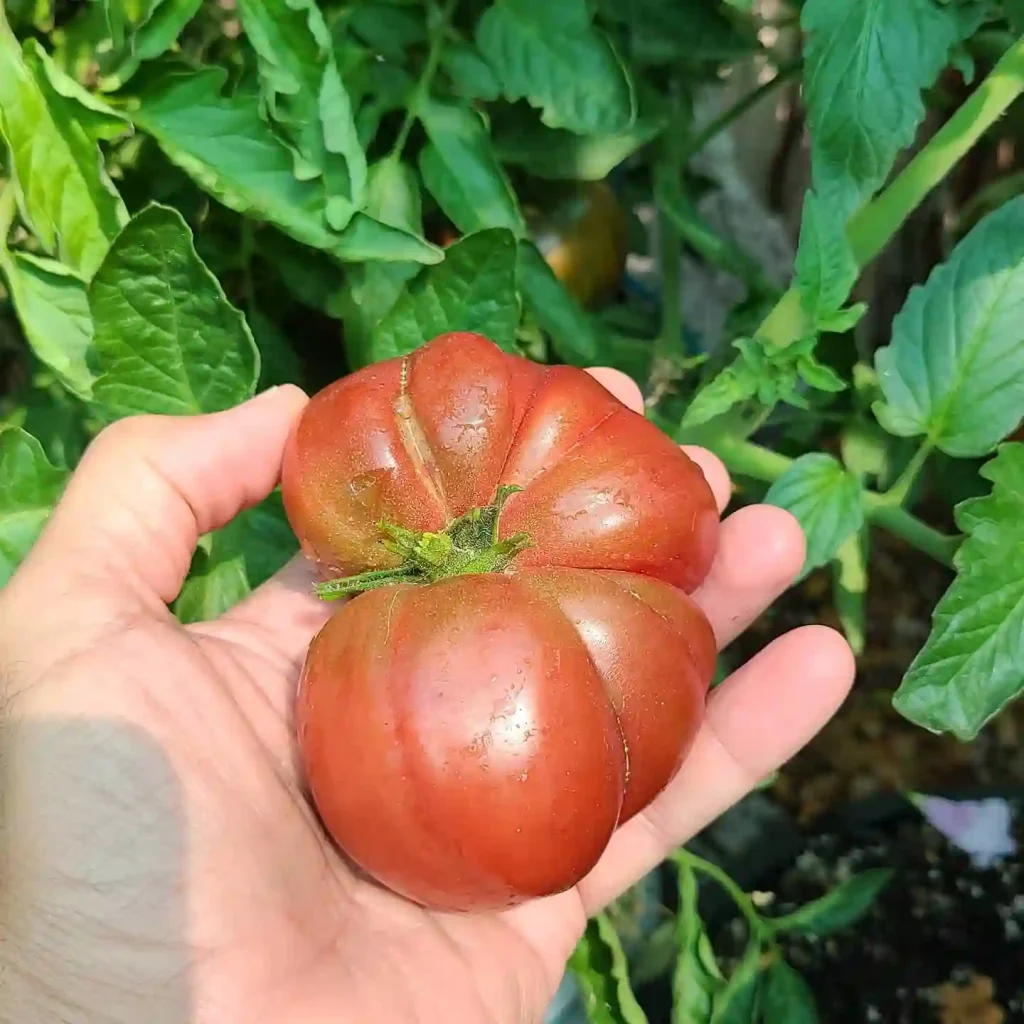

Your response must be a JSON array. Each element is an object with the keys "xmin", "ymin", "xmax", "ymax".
[
  {"xmin": 586, "ymin": 367, "xmax": 643, "ymax": 413},
  {"xmin": 694, "ymin": 504, "xmax": 807, "ymax": 648},
  {"xmin": 680, "ymin": 446, "xmax": 731, "ymax": 513},
  {"xmin": 575, "ymin": 624, "xmax": 855, "ymax": 914},
  {"xmin": 24, "ymin": 386, "xmax": 308, "ymax": 606}
]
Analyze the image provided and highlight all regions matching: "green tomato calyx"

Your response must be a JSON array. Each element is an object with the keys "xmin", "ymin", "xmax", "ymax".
[{"xmin": 314, "ymin": 485, "xmax": 532, "ymax": 600}]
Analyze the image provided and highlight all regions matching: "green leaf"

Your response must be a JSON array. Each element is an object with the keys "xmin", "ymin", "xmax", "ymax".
[
  {"xmin": 371, "ymin": 229, "xmax": 519, "ymax": 361},
  {"xmin": 338, "ymin": 259, "xmax": 420, "ymax": 368},
  {"xmin": 347, "ymin": 1, "xmax": 426, "ymax": 59},
  {"xmin": 766, "ymin": 454, "xmax": 865, "ymax": 576},
  {"xmin": 518, "ymin": 239, "xmax": 601, "ymax": 365},
  {"xmin": 0, "ymin": 186, "xmax": 94, "ymax": 399},
  {"xmin": 710, "ymin": 942, "xmax": 761, "ymax": 1024},
  {"xmin": 476, "ymin": 0, "xmax": 635, "ymax": 136},
  {"xmin": 417, "ymin": 98, "xmax": 524, "ymax": 235},
  {"xmin": 494, "ymin": 114, "xmax": 664, "ymax": 181},
  {"xmin": 88, "ymin": 204, "xmax": 259, "ymax": 419},
  {"xmin": 128, "ymin": 64, "xmax": 440, "ymax": 265},
  {"xmin": 175, "ymin": 491, "xmax": 297, "ymax": 623},
  {"xmin": 672, "ymin": 858, "xmax": 723, "ymax": 1023},
  {"xmin": 99, "ymin": 0, "xmax": 203, "ymax": 89},
  {"xmin": 681, "ymin": 366, "xmax": 758, "ymax": 429},
  {"xmin": 441, "ymin": 40, "xmax": 501, "ymax": 101},
  {"xmin": 0, "ymin": 251, "xmax": 95, "ymax": 400},
  {"xmin": 801, "ymin": 0, "xmax": 963, "ymax": 208},
  {"xmin": 874, "ymin": 196, "xmax": 1024, "ymax": 457},
  {"xmin": 334, "ymin": 212, "xmax": 441, "ymax": 264},
  {"xmin": 769, "ymin": 868, "xmax": 893, "ymax": 936},
  {"xmin": 569, "ymin": 913, "xmax": 650, "ymax": 1024},
  {"xmin": 0, "ymin": 23, "xmax": 127, "ymax": 277},
  {"xmin": 893, "ymin": 444, "xmax": 1024, "ymax": 738},
  {"xmin": 365, "ymin": 157, "xmax": 422, "ymax": 234},
  {"xmin": 0, "ymin": 427, "xmax": 68, "ymax": 586},
  {"xmin": 794, "ymin": 190, "xmax": 859, "ymax": 320},
  {"xmin": 761, "ymin": 961, "xmax": 818, "ymax": 1024},
  {"xmin": 236, "ymin": 0, "xmax": 366, "ymax": 230},
  {"xmin": 596, "ymin": 0, "xmax": 753, "ymax": 65}
]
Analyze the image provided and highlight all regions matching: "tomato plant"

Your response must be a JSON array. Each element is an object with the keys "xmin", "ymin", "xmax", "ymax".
[
  {"xmin": 284, "ymin": 331, "xmax": 718, "ymax": 910},
  {"xmin": 6, "ymin": 0, "xmax": 1024, "ymax": 1018}
]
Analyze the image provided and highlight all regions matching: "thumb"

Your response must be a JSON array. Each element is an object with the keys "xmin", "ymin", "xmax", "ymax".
[{"xmin": 24, "ymin": 386, "xmax": 308, "ymax": 607}]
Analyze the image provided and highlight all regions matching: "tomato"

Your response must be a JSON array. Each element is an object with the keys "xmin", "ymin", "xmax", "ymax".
[
  {"xmin": 282, "ymin": 332, "xmax": 720, "ymax": 912},
  {"xmin": 527, "ymin": 180, "xmax": 629, "ymax": 309},
  {"xmin": 432, "ymin": 180, "xmax": 629, "ymax": 308}
]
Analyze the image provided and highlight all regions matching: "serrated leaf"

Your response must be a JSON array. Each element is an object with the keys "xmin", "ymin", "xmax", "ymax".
[
  {"xmin": 874, "ymin": 196, "xmax": 1024, "ymax": 457},
  {"xmin": 801, "ymin": 0, "xmax": 963, "ymax": 207},
  {"xmin": 371, "ymin": 229, "xmax": 519, "ymax": 362},
  {"xmin": 417, "ymin": 97, "xmax": 524, "ymax": 235},
  {"xmin": 477, "ymin": 0, "xmax": 635, "ymax": 136},
  {"xmin": 518, "ymin": 239, "xmax": 601, "ymax": 365},
  {"xmin": 817, "ymin": 302, "xmax": 867, "ymax": 335},
  {"xmin": 770, "ymin": 869, "xmax": 893, "ymax": 936},
  {"xmin": 128, "ymin": 64, "xmax": 440, "ymax": 265},
  {"xmin": 0, "ymin": 428, "xmax": 68, "ymax": 586},
  {"xmin": 365, "ymin": 157, "xmax": 422, "ymax": 234},
  {"xmin": 88, "ymin": 204, "xmax": 259, "ymax": 419},
  {"xmin": 766, "ymin": 454, "xmax": 865, "ymax": 576},
  {"xmin": 0, "ymin": 22, "xmax": 127, "ymax": 277},
  {"xmin": 175, "ymin": 491, "xmax": 296, "ymax": 623},
  {"xmin": 893, "ymin": 444, "xmax": 1024, "ymax": 738},
  {"xmin": 494, "ymin": 114, "xmax": 664, "ymax": 181},
  {"xmin": 761, "ymin": 961, "xmax": 818, "ymax": 1024},
  {"xmin": 681, "ymin": 366, "xmax": 757, "ymax": 429},
  {"xmin": 569, "ymin": 913, "xmax": 650, "ymax": 1024},
  {"xmin": 794, "ymin": 190, "xmax": 859, "ymax": 320},
  {"xmin": 236, "ymin": 0, "xmax": 366, "ymax": 228},
  {"xmin": 441, "ymin": 41, "xmax": 501, "ymax": 101},
  {"xmin": 672, "ymin": 858, "xmax": 723, "ymax": 1024}
]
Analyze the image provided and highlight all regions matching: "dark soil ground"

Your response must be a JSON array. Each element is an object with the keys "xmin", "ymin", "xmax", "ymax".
[{"xmin": 710, "ymin": 522, "xmax": 1024, "ymax": 1023}]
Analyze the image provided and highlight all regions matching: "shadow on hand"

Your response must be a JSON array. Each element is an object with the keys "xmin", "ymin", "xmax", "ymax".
[{"xmin": 0, "ymin": 716, "xmax": 191, "ymax": 1024}]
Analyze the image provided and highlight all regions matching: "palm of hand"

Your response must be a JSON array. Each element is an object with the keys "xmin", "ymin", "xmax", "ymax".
[{"xmin": 0, "ymin": 380, "xmax": 853, "ymax": 1024}]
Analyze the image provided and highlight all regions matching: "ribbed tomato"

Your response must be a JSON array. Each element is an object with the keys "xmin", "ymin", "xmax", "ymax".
[{"xmin": 282, "ymin": 332, "xmax": 720, "ymax": 911}]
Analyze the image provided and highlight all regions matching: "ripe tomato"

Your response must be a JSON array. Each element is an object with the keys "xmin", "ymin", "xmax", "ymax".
[{"xmin": 282, "ymin": 332, "xmax": 720, "ymax": 912}]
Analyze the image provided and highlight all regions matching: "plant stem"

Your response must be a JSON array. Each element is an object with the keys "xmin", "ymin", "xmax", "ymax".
[
  {"xmin": 681, "ymin": 59, "xmax": 801, "ymax": 165},
  {"xmin": 756, "ymin": 34, "xmax": 1024, "ymax": 348},
  {"xmin": 673, "ymin": 849, "xmax": 768, "ymax": 941},
  {"xmin": 389, "ymin": 0, "xmax": 456, "ymax": 160},
  {"xmin": 655, "ymin": 167, "xmax": 684, "ymax": 360},
  {"xmin": 714, "ymin": 438, "xmax": 960, "ymax": 567},
  {"xmin": 851, "ymin": 34, "xmax": 1024, "ymax": 266},
  {"xmin": 863, "ymin": 495, "xmax": 960, "ymax": 567},
  {"xmin": 881, "ymin": 441, "xmax": 933, "ymax": 507}
]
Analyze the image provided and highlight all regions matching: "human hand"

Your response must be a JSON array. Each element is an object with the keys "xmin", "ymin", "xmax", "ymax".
[{"xmin": 0, "ymin": 371, "xmax": 854, "ymax": 1024}]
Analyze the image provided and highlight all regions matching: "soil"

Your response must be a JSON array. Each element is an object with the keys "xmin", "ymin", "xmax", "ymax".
[
  {"xmin": 704, "ymin": 507, "xmax": 1024, "ymax": 1023},
  {"xmin": 711, "ymin": 797, "xmax": 1024, "ymax": 1023}
]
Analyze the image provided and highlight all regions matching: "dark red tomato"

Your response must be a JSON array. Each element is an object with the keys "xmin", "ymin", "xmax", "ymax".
[{"xmin": 282, "ymin": 332, "xmax": 720, "ymax": 912}]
